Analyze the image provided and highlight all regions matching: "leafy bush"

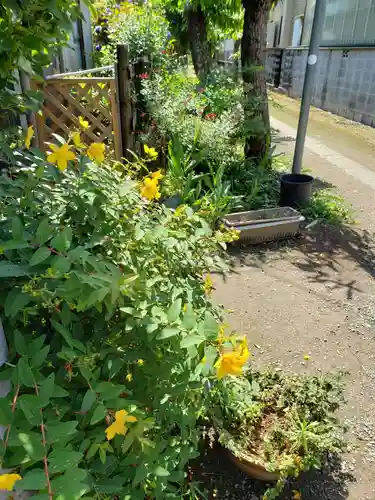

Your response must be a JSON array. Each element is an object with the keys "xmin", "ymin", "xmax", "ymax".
[
  {"xmin": 0, "ymin": 143, "xmax": 240, "ymax": 498},
  {"xmin": 301, "ymin": 190, "xmax": 354, "ymax": 225},
  {"xmin": 208, "ymin": 371, "xmax": 346, "ymax": 499},
  {"xmin": 0, "ymin": 0, "xmax": 84, "ymax": 114},
  {"xmin": 141, "ymin": 71, "xmax": 244, "ymax": 175},
  {"xmin": 94, "ymin": 2, "xmax": 171, "ymax": 68}
]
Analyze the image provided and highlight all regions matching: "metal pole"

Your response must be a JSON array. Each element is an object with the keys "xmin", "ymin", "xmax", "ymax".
[{"xmin": 292, "ymin": 0, "xmax": 326, "ymax": 174}]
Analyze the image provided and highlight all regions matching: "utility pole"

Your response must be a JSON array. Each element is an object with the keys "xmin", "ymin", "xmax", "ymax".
[{"xmin": 292, "ymin": 0, "xmax": 326, "ymax": 174}]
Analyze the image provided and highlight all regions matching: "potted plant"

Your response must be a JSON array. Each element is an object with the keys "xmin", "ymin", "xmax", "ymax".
[{"xmin": 207, "ymin": 370, "xmax": 346, "ymax": 499}]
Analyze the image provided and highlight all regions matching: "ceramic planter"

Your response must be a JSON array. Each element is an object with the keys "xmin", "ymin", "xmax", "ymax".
[{"xmin": 227, "ymin": 449, "xmax": 279, "ymax": 482}]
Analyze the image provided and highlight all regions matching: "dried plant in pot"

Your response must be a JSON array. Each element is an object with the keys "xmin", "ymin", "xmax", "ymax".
[{"xmin": 207, "ymin": 370, "xmax": 346, "ymax": 499}]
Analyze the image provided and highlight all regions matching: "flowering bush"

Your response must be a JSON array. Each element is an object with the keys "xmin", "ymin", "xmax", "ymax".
[
  {"xmin": 0, "ymin": 139, "xmax": 245, "ymax": 497},
  {"xmin": 94, "ymin": 2, "xmax": 171, "ymax": 68}
]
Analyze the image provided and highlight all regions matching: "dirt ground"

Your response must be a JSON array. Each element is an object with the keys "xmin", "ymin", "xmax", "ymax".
[{"xmin": 204, "ymin": 95, "xmax": 375, "ymax": 500}]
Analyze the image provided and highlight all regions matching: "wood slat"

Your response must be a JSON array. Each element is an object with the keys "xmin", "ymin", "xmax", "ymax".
[
  {"xmin": 42, "ymin": 106, "xmax": 72, "ymax": 138},
  {"xmin": 45, "ymin": 77, "xmax": 114, "ymax": 84},
  {"xmin": 44, "ymin": 87, "xmax": 101, "ymax": 143},
  {"xmin": 33, "ymin": 75, "xmax": 124, "ymax": 155},
  {"xmin": 55, "ymin": 86, "xmax": 109, "ymax": 138},
  {"xmin": 74, "ymin": 85, "xmax": 112, "ymax": 122}
]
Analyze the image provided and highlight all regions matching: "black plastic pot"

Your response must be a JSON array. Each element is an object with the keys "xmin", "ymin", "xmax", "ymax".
[{"xmin": 279, "ymin": 173, "xmax": 314, "ymax": 208}]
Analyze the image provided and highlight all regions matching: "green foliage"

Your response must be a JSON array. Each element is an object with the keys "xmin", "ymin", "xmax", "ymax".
[
  {"xmin": 141, "ymin": 69, "xmax": 244, "ymax": 175},
  {"xmin": 0, "ymin": 147, "xmax": 235, "ymax": 498},
  {"xmin": 301, "ymin": 189, "xmax": 354, "ymax": 225},
  {"xmin": 0, "ymin": 0, "xmax": 88, "ymax": 113},
  {"xmin": 208, "ymin": 370, "xmax": 346, "ymax": 499},
  {"xmin": 94, "ymin": 2, "xmax": 171, "ymax": 67},
  {"xmin": 162, "ymin": 0, "xmax": 243, "ymax": 45}
]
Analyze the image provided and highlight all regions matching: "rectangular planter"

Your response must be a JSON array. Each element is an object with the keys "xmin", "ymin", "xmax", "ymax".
[{"xmin": 221, "ymin": 207, "xmax": 305, "ymax": 244}]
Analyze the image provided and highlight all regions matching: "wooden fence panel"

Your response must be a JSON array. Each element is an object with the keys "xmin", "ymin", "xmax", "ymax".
[{"xmin": 34, "ymin": 77, "xmax": 123, "ymax": 161}]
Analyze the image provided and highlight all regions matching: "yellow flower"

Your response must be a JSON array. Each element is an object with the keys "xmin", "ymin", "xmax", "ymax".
[
  {"xmin": 217, "ymin": 323, "xmax": 230, "ymax": 344},
  {"xmin": 72, "ymin": 132, "xmax": 86, "ymax": 149},
  {"xmin": 105, "ymin": 409, "xmax": 137, "ymax": 440},
  {"xmin": 126, "ymin": 373, "xmax": 133, "ymax": 382},
  {"xmin": 47, "ymin": 143, "xmax": 76, "ymax": 171},
  {"xmin": 25, "ymin": 125, "xmax": 34, "ymax": 149},
  {"xmin": 203, "ymin": 274, "xmax": 214, "ymax": 295},
  {"xmin": 87, "ymin": 142, "xmax": 105, "ymax": 163},
  {"xmin": 0, "ymin": 473, "xmax": 22, "ymax": 491},
  {"xmin": 144, "ymin": 144, "xmax": 158, "ymax": 161},
  {"xmin": 292, "ymin": 491, "xmax": 301, "ymax": 500},
  {"xmin": 151, "ymin": 170, "xmax": 163, "ymax": 180},
  {"xmin": 137, "ymin": 359, "xmax": 144, "ymax": 366},
  {"xmin": 140, "ymin": 177, "xmax": 161, "ymax": 201},
  {"xmin": 78, "ymin": 116, "xmax": 89, "ymax": 129},
  {"xmin": 216, "ymin": 337, "xmax": 250, "ymax": 379}
]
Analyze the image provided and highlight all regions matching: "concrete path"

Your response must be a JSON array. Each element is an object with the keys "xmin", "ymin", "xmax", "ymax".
[{"xmin": 212, "ymin": 95, "xmax": 375, "ymax": 500}]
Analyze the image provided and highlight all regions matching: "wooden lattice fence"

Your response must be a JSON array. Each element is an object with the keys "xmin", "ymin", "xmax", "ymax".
[
  {"xmin": 33, "ymin": 46, "xmax": 148, "ymax": 162},
  {"xmin": 34, "ymin": 76, "xmax": 123, "ymax": 160}
]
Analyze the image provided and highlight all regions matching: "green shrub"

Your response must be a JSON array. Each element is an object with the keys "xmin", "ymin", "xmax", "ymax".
[
  {"xmin": 0, "ymin": 144, "xmax": 237, "ymax": 498},
  {"xmin": 141, "ymin": 71, "xmax": 244, "ymax": 176},
  {"xmin": 94, "ymin": 2, "xmax": 171, "ymax": 68},
  {"xmin": 301, "ymin": 189, "xmax": 354, "ymax": 224}
]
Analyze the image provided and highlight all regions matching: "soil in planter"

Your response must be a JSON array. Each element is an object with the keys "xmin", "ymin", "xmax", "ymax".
[{"xmin": 191, "ymin": 444, "xmax": 353, "ymax": 500}]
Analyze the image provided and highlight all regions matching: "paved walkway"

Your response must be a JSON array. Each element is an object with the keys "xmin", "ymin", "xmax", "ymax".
[{"xmin": 212, "ymin": 95, "xmax": 375, "ymax": 500}]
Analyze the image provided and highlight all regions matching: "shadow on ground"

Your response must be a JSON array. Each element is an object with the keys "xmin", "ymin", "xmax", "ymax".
[
  {"xmin": 194, "ymin": 446, "xmax": 354, "ymax": 500},
  {"xmin": 229, "ymin": 223, "xmax": 375, "ymax": 301}
]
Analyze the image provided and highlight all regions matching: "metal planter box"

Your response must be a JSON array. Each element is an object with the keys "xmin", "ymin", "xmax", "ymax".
[{"xmin": 221, "ymin": 207, "xmax": 305, "ymax": 244}]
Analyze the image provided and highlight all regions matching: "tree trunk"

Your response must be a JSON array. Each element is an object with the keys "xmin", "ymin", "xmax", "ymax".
[
  {"xmin": 241, "ymin": 0, "xmax": 272, "ymax": 159},
  {"xmin": 186, "ymin": 4, "xmax": 211, "ymax": 82}
]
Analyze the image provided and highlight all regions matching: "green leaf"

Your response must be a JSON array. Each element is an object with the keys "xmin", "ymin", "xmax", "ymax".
[
  {"xmin": 5, "ymin": 291, "xmax": 30, "ymax": 318},
  {"xmin": 16, "ymin": 469, "xmax": 46, "ymax": 491},
  {"xmin": 17, "ymin": 358, "xmax": 35, "ymax": 387},
  {"xmin": 36, "ymin": 219, "xmax": 53, "ymax": 245},
  {"xmin": 99, "ymin": 447, "xmax": 106, "ymax": 464},
  {"xmin": 204, "ymin": 311, "xmax": 218, "ymax": 338},
  {"xmin": 167, "ymin": 298, "xmax": 182, "ymax": 323},
  {"xmin": 14, "ymin": 329, "xmax": 28, "ymax": 355},
  {"xmin": 182, "ymin": 304, "xmax": 197, "ymax": 330},
  {"xmin": 51, "ymin": 469, "xmax": 89, "ymax": 498},
  {"xmin": 18, "ymin": 432, "xmax": 45, "ymax": 461},
  {"xmin": 11, "ymin": 216, "xmax": 23, "ymax": 239},
  {"xmin": 29, "ymin": 246, "xmax": 51, "ymax": 267},
  {"xmin": 18, "ymin": 395, "xmax": 40, "ymax": 424},
  {"xmin": 31, "ymin": 345, "xmax": 50, "ymax": 368},
  {"xmin": 122, "ymin": 429, "xmax": 136, "ymax": 454},
  {"xmin": 180, "ymin": 334, "xmax": 205, "ymax": 348},
  {"xmin": 51, "ymin": 255, "xmax": 71, "ymax": 274},
  {"xmin": 47, "ymin": 421, "xmax": 78, "ymax": 442},
  {"xmin": 95, "ymin": 476, "xmax": 125, "ymax": 493},
  {"xmin": 81, "ymin": 389, "xmax": 96, "ymax": 413},
  {"xmin": 95, "ymin": 382, "xmax": 125, "ymax": 399},
  {"xmin": 51, "ymin": 320, "xmax": 86, "ymax": 353},
  {"xmin": 153, "ymin": 466, "xmax": 170, "ymax": 477},
  {"xmin": 39, "ymin": 373, "xmax": 55, "ymax": 405},
  {"xmin": 48, "ymin": 449, "xmax": 83, "ymax": 474},
  {"xmin": 0, "ymin": 397, "xmax": 13, "ymax": 425},
  {"xmin": 90, "ymin": 404, "xmax": 107, "ymax": 425},
  {"xmin": 158, "ymin": 327, "xmax": 179, "ymax": 340},
  {"xmin": 51, "ymin": 227, "xmax": 73, "ymax": 252},
  {"xmin": 86, "ymin": 443, "xmax": 99, "ymax": 460},
  {"xmin": 0, "ymin": 262, "xmax": 30, "ymax": 277}
]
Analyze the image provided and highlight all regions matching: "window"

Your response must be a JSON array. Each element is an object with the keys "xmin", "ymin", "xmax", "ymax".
[
  {"xmin": 322, "ymin": 0, "xmax": 375, "ymax": 45},
  {"xmin": 292, "ymin": 16, "xmax": 304, "ymax": 46}
]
